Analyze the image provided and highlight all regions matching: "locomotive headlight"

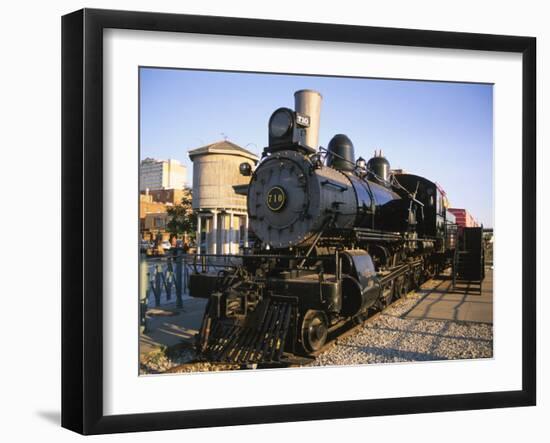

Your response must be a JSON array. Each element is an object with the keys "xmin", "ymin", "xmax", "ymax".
[{"xmin": 269, "ymin": 108, "xmax": 294, "ymax": 138}]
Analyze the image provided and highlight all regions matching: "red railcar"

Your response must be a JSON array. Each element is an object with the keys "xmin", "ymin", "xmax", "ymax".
[{"xmin": 447, "ymin": 208, "xmax": 479, "ymax": 228}]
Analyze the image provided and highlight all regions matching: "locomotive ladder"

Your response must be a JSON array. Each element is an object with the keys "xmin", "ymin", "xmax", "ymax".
[{"xmin": 198, "ymin": 300, "xmax": 294, "ymax": 364}]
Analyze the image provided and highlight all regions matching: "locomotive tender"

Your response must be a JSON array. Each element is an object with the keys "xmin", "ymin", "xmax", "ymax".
[{"xmin": 189, "ymin": 89, "xmax": 456, "ymax": 363}]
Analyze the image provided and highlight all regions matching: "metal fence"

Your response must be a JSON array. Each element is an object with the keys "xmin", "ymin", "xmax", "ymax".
[
  {"xmin": 485, "ymin": 241, "xmax": 494, "ymax": 266},
  {"xmin": 140, "ymin": 252, "xmax": 242, "ymax": 309}
]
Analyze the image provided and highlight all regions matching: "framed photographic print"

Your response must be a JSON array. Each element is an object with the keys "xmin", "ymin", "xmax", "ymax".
[{"xmin": 61, "ymin": 8, "xmax": 536, "ymax": 435}]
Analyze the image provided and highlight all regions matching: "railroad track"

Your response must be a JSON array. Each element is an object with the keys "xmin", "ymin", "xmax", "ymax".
[
  {"xmin": 142, "ymin": 274, "xmax": 457, "ymax": 374},
  {"xmin": 262, "ymin": 274, "xmax": 441, "ymax": 368},
  {"xmin": 159, "ymin": 281, "xmax": 429, "ymax": 373},
  {"xmin": 268, "ymin": 310, "xmax": 385, "ymax": 369},
  {"xmin": 311, "ymin": 311, "xmax": 384, "ymax": 359},
  {"xmin": 161, "ymin": 312, "xmax": 384, "ymax": 373}
]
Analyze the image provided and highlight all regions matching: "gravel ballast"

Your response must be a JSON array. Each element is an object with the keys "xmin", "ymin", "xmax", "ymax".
[
  {"xmin": 312, "ymin": 289, "xmax": 493, "ymax": 367},
  {"xmin": 140, "ymin": 348, "xmax": 242, "ymax": 374}
]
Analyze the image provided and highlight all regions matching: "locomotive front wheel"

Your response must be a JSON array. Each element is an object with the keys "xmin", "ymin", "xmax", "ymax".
[{"xmin": 301, "ymin": 310, "xmax": 328, "ymax": 353}]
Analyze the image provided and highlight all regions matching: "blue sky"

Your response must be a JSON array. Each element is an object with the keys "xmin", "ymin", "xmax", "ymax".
[{"xmin": 140, "ymin": 68, "xmax": 493, "ymax": 227}]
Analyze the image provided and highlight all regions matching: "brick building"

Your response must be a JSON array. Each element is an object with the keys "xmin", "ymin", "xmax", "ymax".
[{"xmin": 140, "ymin": 188, "xmax": 189, "ymax": 205}]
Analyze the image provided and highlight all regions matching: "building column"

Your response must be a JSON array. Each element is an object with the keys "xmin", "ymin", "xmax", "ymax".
[
  {"xmin": 219, "ymin": 213, "xmax": 225, "ymax": 255},
  {"xmin": 244, "ymin": 214, "xmax": 249, "ymax": 248},
  {"xmin": 221, "ymin": 214, "xmax": 228, "ymax": 254},
  {"xmin": 211, "ymin": 210, "xmax": 218, "ymax": 255},
  {"xmin": 196, "ymin": 214, "xmax": 202, "ymax": 254},
  {"xmin": 229, "ymin": 211, "xmax": 234, "ymax": 254}
]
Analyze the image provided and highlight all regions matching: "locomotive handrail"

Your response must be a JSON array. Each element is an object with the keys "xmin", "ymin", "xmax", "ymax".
[
  {"xmin": 317, "ymin": 145, "xmax": 425, "ymax": 207},
  {"xmin": 187, "ymin": 252, "xmax": 340, "ymax": 261},
  {"xmin": 390, "ymin": 175, "xmax": 425, "ymax": 207},
  {"xmin": 318, "ymin": 146, "xmax": 392, "ymax": 188}
]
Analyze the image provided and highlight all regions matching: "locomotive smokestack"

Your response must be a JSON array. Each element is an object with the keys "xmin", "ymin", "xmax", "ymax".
[{"xmin": 294, "ymin": 89, "xmax": 322, "ymax": 150}]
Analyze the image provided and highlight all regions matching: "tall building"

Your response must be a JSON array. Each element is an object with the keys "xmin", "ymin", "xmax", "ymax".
[{"xmin": 139, "ymin": 158, "xmax": 187, "ymax": 191}]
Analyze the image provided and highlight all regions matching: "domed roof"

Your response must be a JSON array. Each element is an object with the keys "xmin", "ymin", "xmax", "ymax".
[{"xmin": 188, "ymin": 140, "xmax": 258, "ymax": 162}]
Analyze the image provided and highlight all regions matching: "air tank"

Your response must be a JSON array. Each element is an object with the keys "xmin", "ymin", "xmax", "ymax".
[{"xmin": 294, "ymin": 89, "xmax": 322, "ymax": 149}]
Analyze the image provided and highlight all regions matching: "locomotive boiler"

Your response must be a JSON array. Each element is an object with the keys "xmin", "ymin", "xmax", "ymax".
[{"xmin": 189, "ymin": 90, "xmax": 456, "ymax": 363}]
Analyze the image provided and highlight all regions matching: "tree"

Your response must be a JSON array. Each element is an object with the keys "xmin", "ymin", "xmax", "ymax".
[{"xmin": 166, "ymin": 188, "xmax": 197, "ymax": 239}]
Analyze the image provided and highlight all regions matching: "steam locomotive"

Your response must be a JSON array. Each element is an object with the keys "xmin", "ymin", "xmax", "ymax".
[{"xmin": 189, "ymin": 90, "xmax": 457, "ymax": 363}]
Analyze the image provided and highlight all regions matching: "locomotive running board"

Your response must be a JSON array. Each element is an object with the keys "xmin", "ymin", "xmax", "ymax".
[{"xmin": 198, "ymin": 300, "xmax": 294, "ymax": 364}]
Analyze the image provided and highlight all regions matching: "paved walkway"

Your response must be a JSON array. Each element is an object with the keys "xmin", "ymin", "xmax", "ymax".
[
  {"xmin": 403, "ymin": 267, "xmax": 493, "ymax": 324},
  {"xmin": 140, "ymin": 297, "xmax": 207, "ymax": 358}
]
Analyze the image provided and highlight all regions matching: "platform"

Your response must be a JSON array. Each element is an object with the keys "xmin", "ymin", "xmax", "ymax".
[
  {"xmin": 403, "ymin": 267, "xmax": 493, "ymax": 324},
  {"xmin": 140, "ymin": 297, "xmax": 207, "ymax": 359}
]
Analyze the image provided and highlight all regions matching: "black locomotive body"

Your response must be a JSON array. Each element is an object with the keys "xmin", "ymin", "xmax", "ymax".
[{"xmin": 189, "ymin": 90, "xmax": 458, "ymax": 363}]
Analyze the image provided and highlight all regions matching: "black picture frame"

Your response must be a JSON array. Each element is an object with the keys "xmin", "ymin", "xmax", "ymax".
[{"xmin": 61, "ymin": 8, "xmax": 536, "ymax": 435}]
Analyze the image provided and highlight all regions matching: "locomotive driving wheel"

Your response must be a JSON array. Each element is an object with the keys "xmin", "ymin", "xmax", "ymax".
[
  {"xmin": 394, "ymin": 276, "xmax": 403, "ymax": 299},
  {"xmin": 301, "ymin": 310, "xmax": 328, "ymax": 353},
  {"xmin": 376, "ymin": 281, "xmax": 394, "ymax": 310},
  {"xmin": 401, "ymin": 277, "xmax": 410, "ymax": 298}
]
